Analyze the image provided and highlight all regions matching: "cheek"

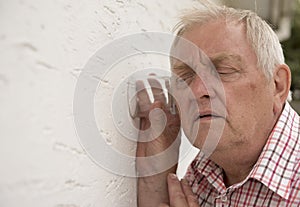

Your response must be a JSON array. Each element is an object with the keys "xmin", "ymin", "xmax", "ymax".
[
  {"xmin": 225, "ymin": 80, "xmax": 262, "ymax": 105},
  {"xmin": 225, "ymin": 82, "xmax": 274, "ymax": 126},
  {"xmin": 249, "ymin": 82, "xmax": 257, "ymax": 90},
  {"xmin": 175, "ymin": 97, "xmax": 189, "ymax": 126},
  {"xmin": 174, "ymin": 90, "xmax": 195, "ymax": 117},
  {"xmin": 223, "ymin": 83, "xmax": 259, "ymax": 122},
  {"xmin": 175, "ymin": 96, "xmax": 198, "ymax": 138}
]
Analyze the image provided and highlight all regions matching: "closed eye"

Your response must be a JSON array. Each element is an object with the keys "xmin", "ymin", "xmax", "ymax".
[
  {"xmin": 172, "ymin": 66, "xmax": 196, "ymax": 88},
  {"xmin": 216, "ymin": 66, "xmax": 241, "ymax": 82},
  {"xmin": 176, "ymin": 71, "xmax": 195, "ymax": 87}
]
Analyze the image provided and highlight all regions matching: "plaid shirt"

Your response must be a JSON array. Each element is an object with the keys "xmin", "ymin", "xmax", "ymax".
[{"xmin": 185, "ymin": 102, "xmax": 300, "ymax": 207}]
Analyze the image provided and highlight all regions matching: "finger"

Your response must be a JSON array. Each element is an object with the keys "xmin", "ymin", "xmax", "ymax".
[
  {"xmin": 148, "ymin": 101, "xmax": 167, "ymax": 138},
  {"xmin": 167, "ymin": 173, "xmax": 189, "ymax": 207},
  {"xmin": 147, "ymin": 77, "xmax": 166, "ymax": 103},
  {"xmin": 181, "ymin": 179, "xmax": 199, "ymax": 207},
  {"xmin": 136, "ymin": 80, "xmax": 151, "ymax": 116}
]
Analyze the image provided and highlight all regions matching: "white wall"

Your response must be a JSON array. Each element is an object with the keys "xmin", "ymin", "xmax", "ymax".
[{"xmin": 0, "ymin": 0, "xmax": 211, "ymax": 206}]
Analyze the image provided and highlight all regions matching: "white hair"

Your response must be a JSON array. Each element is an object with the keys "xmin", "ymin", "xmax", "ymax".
[{"xmin": 173, "ymin": 1, "xmax": 285, "ymax": 79}]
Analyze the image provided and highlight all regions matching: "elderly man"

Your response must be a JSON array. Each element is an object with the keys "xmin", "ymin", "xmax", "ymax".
[{"xmin": 136, "ymin": 3, "xmax": 299, "ymax": 207}]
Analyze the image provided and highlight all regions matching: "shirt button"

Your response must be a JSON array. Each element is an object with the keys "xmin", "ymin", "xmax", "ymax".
[{"xmin": 221, "ymin": 195, "xmax": 227, "ymax": 202}]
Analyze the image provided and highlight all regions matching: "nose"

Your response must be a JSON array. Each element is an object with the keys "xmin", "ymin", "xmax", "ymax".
[{"xmin": 189, "ymin": 74, "xmax": 216, "ymax": 100}]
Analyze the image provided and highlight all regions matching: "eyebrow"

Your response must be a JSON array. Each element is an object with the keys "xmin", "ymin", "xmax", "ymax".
[
  {"xmin": 173, "ymin": 62, "xmax": 191, "ymax": 70},
  {"xmin": 171, "ymin": 52, "xmax": 243, "ymax": 72},
  {"xmin": 210, "ymin": 53, "xmax": 243, "ymax": 66}
]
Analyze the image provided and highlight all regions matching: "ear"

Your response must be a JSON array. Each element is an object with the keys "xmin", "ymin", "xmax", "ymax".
[{"xmin": 273, "ymin": 64, "xmax": 291, "ymax": 114}]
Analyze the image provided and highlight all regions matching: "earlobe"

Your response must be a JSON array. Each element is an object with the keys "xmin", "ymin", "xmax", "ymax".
[{"xmin": 273, "ymin": 64, "xmax": 291, "ymax": 113}]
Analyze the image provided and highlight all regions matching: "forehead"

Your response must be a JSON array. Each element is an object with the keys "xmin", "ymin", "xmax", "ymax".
[{"xmin": 179, "ymin": 20, "xmax": 257, "ymax": 64}]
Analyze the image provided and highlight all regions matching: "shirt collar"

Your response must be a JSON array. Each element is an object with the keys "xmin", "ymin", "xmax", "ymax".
[
  {"xmin": 189, "ymin": 151, "xmax": 226, "ymax": 193},
  {"xmin": 248, "ymin": 102, "xmax": 300, "ymax": 199}
]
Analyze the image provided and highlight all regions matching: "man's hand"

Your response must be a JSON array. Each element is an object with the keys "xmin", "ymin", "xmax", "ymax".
[
  {"xmin": 159, "ymin": 174, "xmax": 199, "ymax": 207},
  {"xmin": 136, "ymin": 77, "xmax": 180, "ymax": 158},
  {"xmin": 136, "ymin": 76, "xmax": 181, "ymax": 207}
]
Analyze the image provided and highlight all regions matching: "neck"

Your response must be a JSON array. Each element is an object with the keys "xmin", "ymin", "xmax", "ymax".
[
  {"xmin": 210, "ymin": 144, "xmax": 264, "ymax": 187},
  {"xmin": 222, "ymin": 162, "xmax": 254, "ymax": 187},
  {"xmin": 210, "ymin": 111, "xmax": 281, "ymax": 187}
]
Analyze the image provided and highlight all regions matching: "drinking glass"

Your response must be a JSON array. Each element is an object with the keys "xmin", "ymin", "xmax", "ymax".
[{"xmin": 127, "ymin": 72, "xmax": 176, "ymax": 119}]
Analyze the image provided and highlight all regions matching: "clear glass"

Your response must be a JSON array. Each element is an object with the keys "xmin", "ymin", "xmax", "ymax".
[{"xmin": 127, "ymin": 74, "xmax": 176, "ymax": 119}]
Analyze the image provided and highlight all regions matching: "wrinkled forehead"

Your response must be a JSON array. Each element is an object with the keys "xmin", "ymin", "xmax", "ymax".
[
  {"xmin": 170, "ymin": 43, "xmax": 244, "ymax": 72},
  {"xmin": 169, "ymin": 21, "xmax": 248, "ymax": 70}
]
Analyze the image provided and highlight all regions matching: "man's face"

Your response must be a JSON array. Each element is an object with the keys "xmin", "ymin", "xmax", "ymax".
[{"xmin": 172, "ymin": 20, "xmax": 278, "ymax": 158}]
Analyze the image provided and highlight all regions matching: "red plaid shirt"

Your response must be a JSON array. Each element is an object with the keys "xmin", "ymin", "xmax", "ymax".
[{"xmin": 185, "ymin": 103, "xmax": 300, "ymax": 206}]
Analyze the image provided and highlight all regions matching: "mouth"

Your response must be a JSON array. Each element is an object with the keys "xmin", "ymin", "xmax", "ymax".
[{"xmin": 195, "ymin": 113, "xmax": 223, "ymax": 121}]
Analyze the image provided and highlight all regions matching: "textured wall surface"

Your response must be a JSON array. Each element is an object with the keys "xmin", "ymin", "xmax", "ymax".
[{"xmin": 0, "ymin": 0, "xmax": 207, "ymax": 206}]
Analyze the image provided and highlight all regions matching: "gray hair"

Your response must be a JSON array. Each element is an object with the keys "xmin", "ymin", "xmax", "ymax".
[{"xmin": 173, "ymin": 1, "xmax": 285, "ymax": 79}]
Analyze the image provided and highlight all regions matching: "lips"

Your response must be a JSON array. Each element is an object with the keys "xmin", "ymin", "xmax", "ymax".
[{"xmin": 194, "ymin": 111, "xmax": 224, "ymax": 121}]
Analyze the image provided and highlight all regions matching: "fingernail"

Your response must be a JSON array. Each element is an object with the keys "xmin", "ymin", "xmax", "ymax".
[{"xmin": 169, "ymin": 173, "xmax": 178, "ymax": 180}]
